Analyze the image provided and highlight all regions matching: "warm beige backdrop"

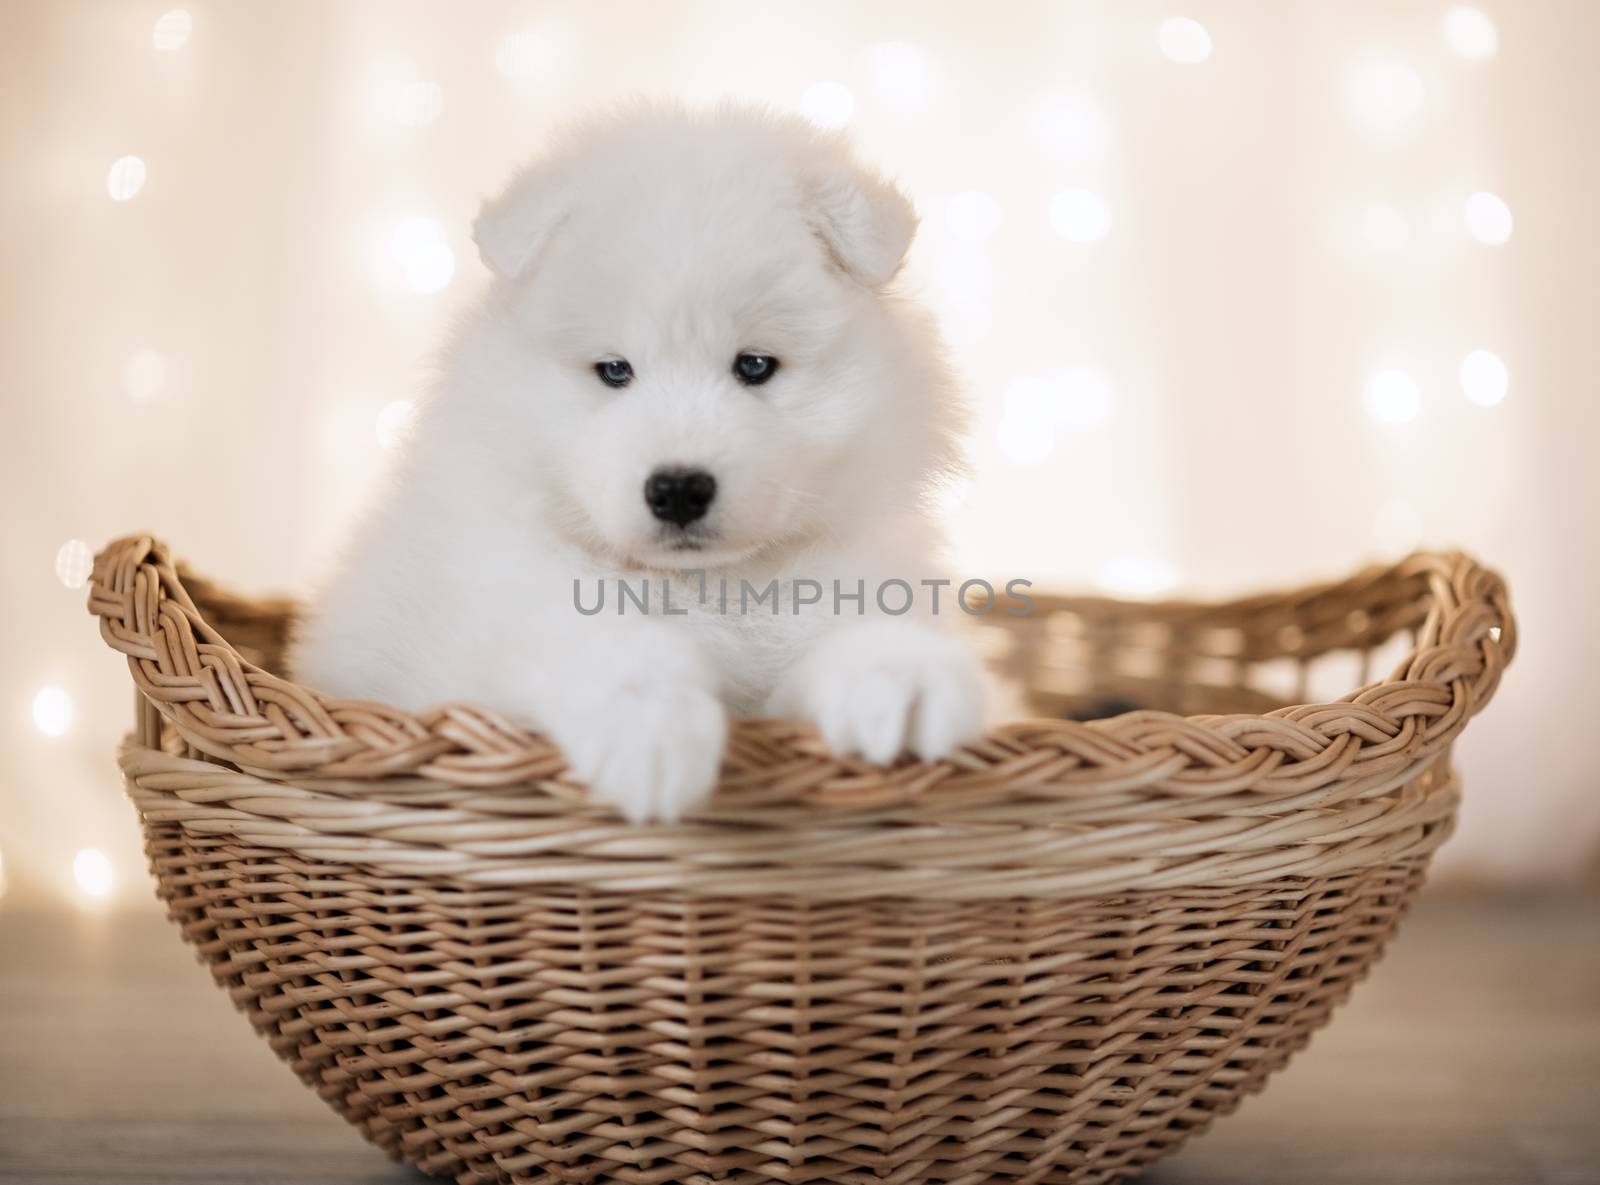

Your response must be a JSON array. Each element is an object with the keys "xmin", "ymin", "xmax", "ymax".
[{"xmin": 3, "ymin": 0, "xmax": 1595, "ymax": 906}]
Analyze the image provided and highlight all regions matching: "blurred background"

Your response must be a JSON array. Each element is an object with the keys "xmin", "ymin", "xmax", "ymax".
[{"xmin": 2, "ymin": 0, "xmax": 1596, "ymax": 909}]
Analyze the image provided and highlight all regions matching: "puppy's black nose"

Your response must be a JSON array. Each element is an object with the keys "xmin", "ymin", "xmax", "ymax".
[{"xmin": 644, "ymin": 467, "xmax": 717, "ymax": 527}]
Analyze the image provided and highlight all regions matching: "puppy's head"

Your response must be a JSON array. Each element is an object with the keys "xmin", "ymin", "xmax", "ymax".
[{"xmin": 463, "ymin": 102, "xmax": 958, "ymax": 570}]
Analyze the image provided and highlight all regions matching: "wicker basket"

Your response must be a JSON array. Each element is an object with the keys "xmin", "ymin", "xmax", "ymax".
[{"xmin": 89, "ymin": 536, "xmax": 1514, "ymax": 1185}]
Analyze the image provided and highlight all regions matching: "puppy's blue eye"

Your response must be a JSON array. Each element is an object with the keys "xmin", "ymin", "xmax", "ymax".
[
  {"xmin": 734, "ymin": 353, "xmax": 778, "ymax": 386},
  {"xmin": 595, "ymin": 359, "xmax": 633, "ymax": 388}
]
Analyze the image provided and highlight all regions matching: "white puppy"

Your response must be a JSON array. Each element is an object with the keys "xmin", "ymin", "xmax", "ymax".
[{"xmin": 291, "ymin": 103, "xmax": 987, "ymax": 822}]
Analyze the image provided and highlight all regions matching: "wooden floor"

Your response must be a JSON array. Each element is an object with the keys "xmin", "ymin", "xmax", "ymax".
[{"xmin": 0, "ymin": 893, "xmax": 1595, "ymax": 1185}]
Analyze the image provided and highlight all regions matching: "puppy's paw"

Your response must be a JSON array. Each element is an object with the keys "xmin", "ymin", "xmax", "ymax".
[
  {"xmin": 769, "ymin": 621, "xmax": 987, "ymax": 764},
  {"xmin": 558, "ymin": 679, "xmax": 727, "ymax": 823}
]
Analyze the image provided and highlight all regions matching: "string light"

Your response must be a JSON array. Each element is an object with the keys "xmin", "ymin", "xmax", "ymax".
[
  {"xmin": 1049, "ymin": 189, "xmax": 1109, "ymax": 242},
  {"xmin": 9, "ymin": 12, "xmax": 1549, "ymax": 898},
  {"xmin": 1360, "ymin": 204, "xmax": 1411, "ymax": 254},
  {"xmin": 375, "ymin": 399, "xmax": 417, "ymax": 449},
  {"xmin": 1460, "ymin": 349, "xmax": 1508, "ymax": 406},
  {"xmin": 1345, "ymin": 58, "xmax": 1425, "ymax": 133},
  {"xmin": 151, "ymin": 9, "xmax": 192, "ymax": 52},
  {"xmin": 1365, "ymin": 369, "xmax": 1421, "ymax": 425},
  {"xmin": 73, "ymin": 848, "xmax": 114, "ymax": 898},
  {"xmin": 1444, "ymin": 7, "xmax": 1499, "ymax": 60},
  {"xmin": 1463, "ymin": 191, "xmax": 1513, "ymax": 245},
  {"xmin": 123, "ymin": 348, "xmax": 169, "ymax": 402},
  {"xmin": 390, "ymin": 217, "xmax": 455, "ymax": 293},
  {"xmin": 798, "ymin": 81, "xmax": 855, "ymax": 129},
  {"xmin": 1158, "ymin": 18, "xmax": 1213, "ymax": 64},
  {"xmin": 32, "ymin": 686, "xmax": 74, "ymax": 737},
  {"xmin": 870, "ymin": 42, "xmax": 930, "ymax": 108},
  {"xmin": 55, "ymin": 539, "xmax": 93, "ymax": 589},
  {"xmin": 945, "ymin": 191, "xmax": 1003, "ymax": 244},
  {"xmin": 106, "ymin": 155, "xmax": 146, "ymax": 202}
]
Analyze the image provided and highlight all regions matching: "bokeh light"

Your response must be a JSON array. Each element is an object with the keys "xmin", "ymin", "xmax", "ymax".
[
  {"xmin": 1460, "ymin": 349, "xmax": 1508, "ymax": 406},
  {"xmin": 495, "ymin": 30, "xmax": 555, "ymax": 80},
  {"xmin": 945, "ymin": 190, "xmax": 1003, "ymax": 244},
  {"xmin": 1158, "ymin": 18, "xmax": 1213, "ymax": 64},
  {"xmin": 1058, "ymin": 367, "xmax": 1115, "ymax": 427},
  {"xmin": 1345, "ymin": 58, "xmax": 1425, "ymax": 133},
  {"xmin": 996, "ymin": 412, "xmax": 1056, "ymax": 466},
  {"xmin": 390, "ymin": 80, "xmax": 443, "ymax": 128},
  {"xmin": 1048, "ymin": 189, "xmax": 1109, "ymax": 242},
  {"xmin": 151, "ymin": 9, "xmax": 192, "ymax": 52},
  {"xmin": 32, "ymin": 686, "xmax": 74, "ymax": 737},
  {"xmin": 1003, "ymin": 375, "xmax": 1056, "ymax": 423},
  {"xmin": 934, "ymin": 248, "xmax": 994, "ymax": 347},
  {"xmin": 1444, "ymin": 6, "xmax": 1499, "ymax": 60},
  {"xmin": 1034, "ymin": 95, "xmax": 1113, "ymax": 161},
  {"xmin": 390, "ymin": 217, "xmax": 455, "ymax": 293},
  {"xmin": 997, "ymin": 377, "xmax": 1060, "ymax": 465},
  {"xmin": 106, "ymin": 155, "xmax": 146, "ymax": 201},
  {"xmin": 798, "ymin": 81, "xmax": 855, "ymax": 129},
  {"xmin": 870, "ymin": 41, "xmax": 930, "ymax": 108},
  {"xmin": 1365, "ymin": 369, "xmax": 1422, "ymax": 425},
  {"xmin": 1002, "ymin": 369, "xmax": 1115, "ymax": 436},
  {"xmin": 72, "ymin": 848, "xmax": 114, "ymax": 898},
  {"xmin": 1463, "ymin": 191, "xmax": 1513, "ymax": 244},
  {"xmin": 1096, "ymin": 555, "xmax": 1178, "ymax": 597},
  {"xmin": 55, "ymin": 539, "xmax": 93, "ymax": 589},
  {"xmin": 123, "ymin": 348, "xmax": 169, "ymax": 402},
  {"xmin": 1, "ymin": 0, "xmax": 1587, "ymax": 899}
]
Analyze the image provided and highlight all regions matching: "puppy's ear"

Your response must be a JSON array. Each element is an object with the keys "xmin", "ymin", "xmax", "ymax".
[
  {"xmin": 799, "ymin": 147, "xmax": 918, "ymax": 288},
  {"xmin": 472, "ymin": 161, "xmax": 570, "ymax": 280}
]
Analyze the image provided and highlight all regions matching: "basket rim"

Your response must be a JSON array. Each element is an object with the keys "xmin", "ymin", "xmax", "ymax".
[
  {"xmin": 120, "ymin": 733, "xmax": 1461, "ymax": 896},
  {"xmin": 88, "ymin": 534, "xmax": 1514, "ymax": 816}
]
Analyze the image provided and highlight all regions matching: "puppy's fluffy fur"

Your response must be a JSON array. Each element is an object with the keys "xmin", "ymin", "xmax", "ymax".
[{"xmin": 292, "ymin": 103, "xmax": 987, "ymax": 821}]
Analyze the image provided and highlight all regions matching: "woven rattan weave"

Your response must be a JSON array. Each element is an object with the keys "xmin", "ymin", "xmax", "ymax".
[{"xmin": 90, "ymin": 536, "xmax": 1513, "ymax": 1184}]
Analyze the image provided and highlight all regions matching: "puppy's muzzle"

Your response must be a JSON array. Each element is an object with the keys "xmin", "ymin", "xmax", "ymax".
[{"xmin": 644, "ymin": 467, "xmax": 716, "ymax": 528}]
